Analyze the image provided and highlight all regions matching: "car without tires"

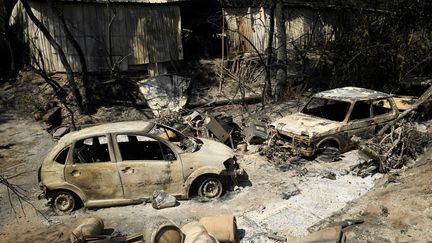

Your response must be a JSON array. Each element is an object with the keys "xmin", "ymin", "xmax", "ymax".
[
  {"xmin": 38, "ymin": 121, "xmax": 242, "ymax": 213},
  {"xmin": 272, "ymin": 87, "xmax": 400, "ymax": 159}
]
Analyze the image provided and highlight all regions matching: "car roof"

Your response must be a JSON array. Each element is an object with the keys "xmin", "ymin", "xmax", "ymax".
[
  {"xmin": 59, "ymin": 120, "xmax": 155, "ymax": 144},
  {"xmin": 313, "ymin": 87, "xmax": 391, "ymax": 102}
]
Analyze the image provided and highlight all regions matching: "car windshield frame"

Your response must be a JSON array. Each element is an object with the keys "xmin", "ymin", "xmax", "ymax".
[{"xmin": 301, "ymin": 97, "xmax": 351, "ymax": 122}]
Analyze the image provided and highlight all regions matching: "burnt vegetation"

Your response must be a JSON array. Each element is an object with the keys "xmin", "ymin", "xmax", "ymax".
[{"xmin": 309, "ymin": 0, "xmax": 432, "ymax": 91}]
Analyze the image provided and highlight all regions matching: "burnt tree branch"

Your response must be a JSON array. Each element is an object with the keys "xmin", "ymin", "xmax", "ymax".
[
  {"xmin": 47, "ymin": 0, "xmax": 90, "ymax": 111},
  {"xmin": 20, "ymin": 0, "xmax": 84, "ymax": 113}
]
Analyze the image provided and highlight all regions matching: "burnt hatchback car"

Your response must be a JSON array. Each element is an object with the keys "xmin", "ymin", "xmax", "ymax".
[
  {"xmin": 272, "ymin": 87, "xmax": 400, "ymax": 159},
  {"xmin": 38, "ymin": 121, "xmax": 242, "ymax": 213}
]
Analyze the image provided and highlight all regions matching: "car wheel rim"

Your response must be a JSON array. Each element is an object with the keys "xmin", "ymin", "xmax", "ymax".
[
  {"xmin": 54, "ymin": 193, "xmax": 74, "ymax": 212},
  {"xmin": 202, "ymin": 179, "xmax": 221, "ymax": 199}
]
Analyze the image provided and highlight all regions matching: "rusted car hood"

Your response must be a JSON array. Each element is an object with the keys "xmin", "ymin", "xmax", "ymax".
[{"xmin": 272, "ymin": 113, "xmax": 342, "ymax": 138}]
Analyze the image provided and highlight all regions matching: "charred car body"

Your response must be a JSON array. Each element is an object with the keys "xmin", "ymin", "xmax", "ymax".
[
  {"xmin": 272, "ymin": 87, "xmax": 400, "ymax": 158},
  {"xmin": 38, "ymin": 121, "xmax": 242, "ymax": 213}
]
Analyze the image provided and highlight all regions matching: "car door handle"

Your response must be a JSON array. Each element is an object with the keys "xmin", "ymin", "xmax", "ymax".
[
  {"xmin": 71, "ymin": 170, "xmax": 81, "ymax": 177},
  {"xmin": 121, "ymin": 167, "xmax": 134, "ymax": 174}
]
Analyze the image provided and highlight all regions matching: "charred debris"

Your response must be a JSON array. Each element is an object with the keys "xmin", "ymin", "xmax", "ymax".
[{"xmin": 101, "ymin": 84, "xmax": 432, "ymax": 180}]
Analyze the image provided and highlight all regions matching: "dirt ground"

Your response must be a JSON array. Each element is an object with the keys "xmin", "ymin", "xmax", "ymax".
[{"xmin": 313, "ymin": 150, "xmax": 432, "ymax": 242}]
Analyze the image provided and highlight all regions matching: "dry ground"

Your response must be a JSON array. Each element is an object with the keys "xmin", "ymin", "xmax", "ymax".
[{"xmin": 313, "ymin": 149, "xmax": 432, "ymax": 242}]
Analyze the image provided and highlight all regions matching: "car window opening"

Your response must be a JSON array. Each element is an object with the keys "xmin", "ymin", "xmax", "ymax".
[
  {"xmin": 54, "ymin": 146, "xmax": 70, "ymax": 164},
  {"xmin": 302, "ymin": 98, "xmax": 350, "ymax": 122},
  {"xmin": 117, "ymin": 135, "xmax": 176, "ymax": 161},
  {"xmin": 372, "ymin": 99, "xmax": 393, "ymax": 116},
  {"xmin": 350, "ymin": 101, "xmax": 371, "ymax": 120},
  {"xmin": 73, "ymin": 136, "xmax": 111, "ymax": 163}
]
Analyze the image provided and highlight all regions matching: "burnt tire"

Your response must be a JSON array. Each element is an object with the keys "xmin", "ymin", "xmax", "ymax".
[
  {"xmin": 52, "ymin": 191, "xmax": 76, "ymax": 214},
  {"xmin": 316, "ymin": 143, "xmax": 340, "ymax": 163},
  {"xmin": 198, "ymin": 177, "xmax": 224, "ymax": 200}
]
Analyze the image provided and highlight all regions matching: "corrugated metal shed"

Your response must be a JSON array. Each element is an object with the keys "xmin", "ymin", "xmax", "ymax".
[
  {"xmin": 13, "ymin": 1, "xmax": 183, "ymax": 72},
  {"xmin": 225, "ymin": 8, "xmax": 271, "ymax": 54},
  {"xmin": 224, "ymin": 6, "xmax": 338, "ymax": 55}
]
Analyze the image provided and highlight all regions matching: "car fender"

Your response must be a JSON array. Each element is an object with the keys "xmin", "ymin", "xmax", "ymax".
[
  {"xmin": 183, "ymin": 166, "xmax": 225, "ymax": 197},
  {"xmin": 45, "ymin": 182, "xmax": 88, "ymax": 204}
]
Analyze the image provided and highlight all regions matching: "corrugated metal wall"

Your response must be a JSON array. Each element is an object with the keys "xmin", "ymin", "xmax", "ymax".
[
  {"xmin": 224, "ymin": 7, "xmax": 338, "ymax": 55},
  {"xmin": 225, "ymin": 8, "xmax": 270, "ymax": 55},
  {"xmin": 14, "ymin": 1, "xmax": 183, "ymax": 72}
]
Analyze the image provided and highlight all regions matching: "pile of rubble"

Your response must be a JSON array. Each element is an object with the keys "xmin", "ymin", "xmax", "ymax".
[
  {"xmin": 352, "ymin": 121, "xmax": 432, "ymax": 176},
  {"xmin": 258, "ymin": 145, "xmax": 303, "ymax": 170},
  {"xmin": 156, "ymin": 110, "xmax": 245, "ymax": 148}
]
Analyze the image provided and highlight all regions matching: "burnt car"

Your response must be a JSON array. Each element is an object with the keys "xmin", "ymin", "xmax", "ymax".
[
  {"xmin": 38, "ymin": 121, "xmax": 242, "ymax": 213},
  {"xmin": 272, "ymin": 87, "xmax": 400, "ymax": 158}
]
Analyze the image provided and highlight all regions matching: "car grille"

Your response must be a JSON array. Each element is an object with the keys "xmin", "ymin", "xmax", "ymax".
[{"xmin": 279, "ymin": 133, "xmax": 294, "ymax": 144}]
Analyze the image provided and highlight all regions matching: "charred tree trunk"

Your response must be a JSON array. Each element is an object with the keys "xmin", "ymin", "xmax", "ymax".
[
  {"xmin": 107, "ymin": 4, "xmax": 116, "ymax": 70},
  {"xmin": 1, "ymin": 0, "xmax": 18, "ymax": 78},
  {"xmin": 274, "ymin": 0, "xmax": 287, "ymax": 100},
  {"xmin": 47, "ymin": 0, "xmax": 90, "ymax": 112},
  {"xmin": 20, "ymin": 0, "xmax": 84, "ymax": 113},
  {"xmin": 264, "ymin": 1, "xmax": 275, "ymax": 99}
]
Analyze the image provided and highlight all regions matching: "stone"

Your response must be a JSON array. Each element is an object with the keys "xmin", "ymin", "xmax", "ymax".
[
  {"xmin": 415, "ymin": 123, "xmax": 428, "ymax": 133},
  {"xmin": 281, "ymin": 184, "xmax": 300, "ymax": 200},
  {"xmin": 152, "ymin": 190, "xmax": 177, "ymax": 209},
  {"xmin": 322, "ymin": 171, "xmax": 337, "ymax": 180},
  {"xmin": 53, "ymin": 126, "xmax": 70, "ymax": 138}
]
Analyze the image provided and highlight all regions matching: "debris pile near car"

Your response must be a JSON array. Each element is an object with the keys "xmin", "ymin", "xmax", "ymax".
[
  {"xmin": 256, "ymin": 127, "xmax": 306, "ymax": 170},
  {"xmin": 138, "ymin": 74, "xmax": 190, "ymax": 117},
  {"xmin": 351, "ymin": 121, "xmax": 432, "ymax": 176},
  {"xmin": 258, "ymin": 145, "xmax": 299, "ymax": 168},
  {"xmin": 156, "ymin": 110, "xmax": 245, "ymax": 148}
]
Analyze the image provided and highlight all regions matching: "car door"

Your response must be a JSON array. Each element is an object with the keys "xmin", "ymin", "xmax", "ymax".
[
  {"xmin": 113, "ymin": 133, "xmax": 184, "ymax": 200},
  {"xmin": 64, "ymin": 135, "xmax": 124, "ymax": 201},
  {"xmin": 345, "ymin": 100, "xmax": 376, "ymax": 139},
  {"xmin": 371, "ymin": 98, "xmax": 399, "ymax": 132}
]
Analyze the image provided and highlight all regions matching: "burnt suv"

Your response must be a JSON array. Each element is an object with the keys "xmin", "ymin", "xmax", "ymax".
[
  {"xmin": 38, "ymin": 121, "xmax": 242, "ymax": 213},
  {"xmin": 272, "ymin": 87, "xmax": 400, "ymax": 158}
]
